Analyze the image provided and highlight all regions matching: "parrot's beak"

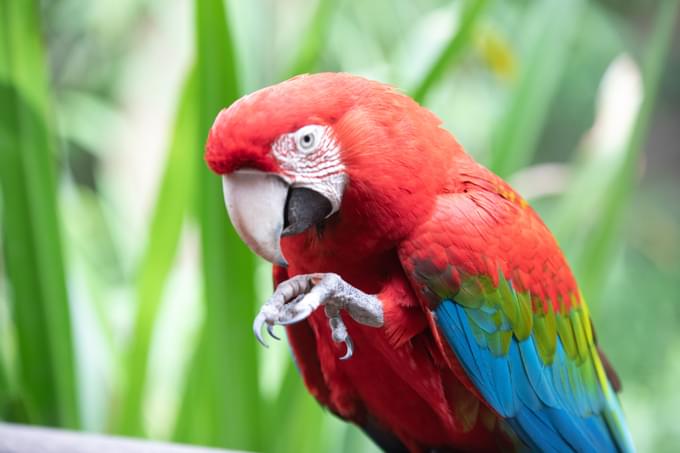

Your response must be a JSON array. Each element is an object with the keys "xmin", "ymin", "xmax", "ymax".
[{"xmin": 222, "ymin": 170, "xmax": 332, "ymax": 267}]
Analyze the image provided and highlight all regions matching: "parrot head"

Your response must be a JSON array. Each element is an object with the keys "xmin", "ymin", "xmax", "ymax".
[{"xmin": 205, "ymin": 73, "xmax": 461, "ymax": 267}]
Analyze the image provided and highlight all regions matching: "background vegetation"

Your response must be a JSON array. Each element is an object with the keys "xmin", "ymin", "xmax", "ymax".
[{"xmin": 1, "ymin": 0, "xmax": 679, "ymax": 451}]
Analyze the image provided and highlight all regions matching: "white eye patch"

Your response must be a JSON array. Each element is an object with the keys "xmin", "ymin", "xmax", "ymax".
[{"xmin": 271, "ymin": 124, "xmax": 347, "ymax": 216}]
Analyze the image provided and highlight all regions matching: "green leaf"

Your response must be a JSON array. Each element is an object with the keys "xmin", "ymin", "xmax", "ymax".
[
  {"xmin": 488, "ymin": 0, "xmax": 587, "ymax": 177},
  {"xmin": 173, "ymin": 0, "xmax": 261, "ymax": 448},
  {"xmin": 569, "ymin": 0, "xmax": 679, "ymax": 302},
  {"xmin": 0, "ymin": 350, "xmax": 7, "ymax": 414},
  {"xmin": 265, "ymin": 364, "xmax": 332, "ymax": 453},
  {"xmin": 286, "ymin": 0, "xmax": 338, "ymax": 77},
  {"xmin": 115, "ymin": 68, "xmax": 199, "ymax": 436},
  {"xmin": 172, "ymin": 330, "xmax": 216, "ymax": 445},
  {"xmin": 410, "ymin": 0, "xmax": 490, "ymax": 104},
  {"xmin": 0, "ymin": 0, "xmax": 79, "ymax": 428}
]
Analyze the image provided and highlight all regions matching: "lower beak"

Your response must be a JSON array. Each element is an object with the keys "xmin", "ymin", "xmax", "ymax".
[{"xmin": 222, "ymin": 170, "xmax": 332, "ymax": 267}]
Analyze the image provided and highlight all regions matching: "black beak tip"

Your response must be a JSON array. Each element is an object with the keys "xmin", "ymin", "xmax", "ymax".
[
  {"xmin": 283, "ymin": 187, "xmax": 332, "ymax": 237},
  {"xmin": 281, "ymin": 226, "xmax": 298, "ymax": 237}
]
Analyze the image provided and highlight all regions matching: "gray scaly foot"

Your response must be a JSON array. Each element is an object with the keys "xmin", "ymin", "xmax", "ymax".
[{"xmin": 253, "ymin": 273, "xmax": 384, "ymax": 360}]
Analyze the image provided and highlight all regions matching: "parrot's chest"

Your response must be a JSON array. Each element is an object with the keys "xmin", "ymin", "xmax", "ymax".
[{"xmin": 298, "ymin": 307, "xmax": 462, "ymax": 449}]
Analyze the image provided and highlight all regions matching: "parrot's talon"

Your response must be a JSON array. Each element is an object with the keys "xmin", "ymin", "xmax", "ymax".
[
  {"xmin": 254, "ymin": 272, "xmax": 384, "ymax": 360},
  {"xmin": 253, "ymin": 313, "xmax": 269, "ymax": 348},
  {"xmin": 339, "ymin": 336, "xmax": 354, "ymax": 361},
  {"xmin": 267, "ymin": 323, "xmax": 280, "ymax": 341}
]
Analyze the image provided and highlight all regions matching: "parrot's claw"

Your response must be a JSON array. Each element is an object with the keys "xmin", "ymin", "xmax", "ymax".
[
  {"xmin": 266, "ymin": 323, "xmax": 280, "ymax": 341},
  {"xmin": 339, "ymin": 336, "xmax": 354, "ymax": 361},
  {"xmin": 253, "ymin": 313, "xmax": 269, "ymax": 347},
  {"xmin": 253, "ymin": 312, "xmax": 283, "ymax": 347},
  {"xmin": 253, "ymin": 273, "xmax": 384, "ymax": 360},
  {"xmin": 326, "ymin": 305, "xmax": 353, "ymax": 359}
]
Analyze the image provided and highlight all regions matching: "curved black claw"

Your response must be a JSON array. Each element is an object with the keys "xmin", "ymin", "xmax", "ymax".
[
  {"xmin": 339, "ymin": 336, "xmax": 354, "ymax": 361},
  {"xmin": 253, "ymin": 313, "xmax": 269, "ymax": 348},
  {"xmin": 267, "ymin": 323, "xmax": 281, "ymax": 341}
]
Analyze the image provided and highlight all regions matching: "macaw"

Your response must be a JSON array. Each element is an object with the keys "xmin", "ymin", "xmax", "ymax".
[{"xmin": 205, "ymin": 73, "xmax": 634, "ymax": 452}]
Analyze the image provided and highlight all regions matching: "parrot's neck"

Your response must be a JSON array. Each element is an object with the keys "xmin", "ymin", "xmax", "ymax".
[{"xmin": 279, "ymin": 151, "xmax": 483, "ymax": 281}]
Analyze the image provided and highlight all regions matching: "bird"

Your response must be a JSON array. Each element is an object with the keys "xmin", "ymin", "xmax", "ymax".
[{"xmin": 204, "ymin": 72, "xmax": 635, "ymax": 452}]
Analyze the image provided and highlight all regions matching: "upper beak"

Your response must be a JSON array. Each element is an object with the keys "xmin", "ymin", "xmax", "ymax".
[{"xmin": 222, "ymin": 170, "xmax": 332, "ymax": 267}]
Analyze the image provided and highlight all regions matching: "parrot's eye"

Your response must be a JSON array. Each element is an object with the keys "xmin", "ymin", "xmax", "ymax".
[
  {"xmin": 300, "ymin": 134, "xmax": 314, "ymax": 148},
  {"xmin": 295, "ymin": 125, "xmax": 319, "ymax": 152}
]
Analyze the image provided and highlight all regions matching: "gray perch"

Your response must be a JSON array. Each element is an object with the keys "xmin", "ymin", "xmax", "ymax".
[{"xmin": 0, "ymin": 423, "xmax": 246, "ymax": 453}]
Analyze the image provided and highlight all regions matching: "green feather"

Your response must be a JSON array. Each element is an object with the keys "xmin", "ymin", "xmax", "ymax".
[
  {"xmin": 557, "ymin": 308, "xmax": 578, "ymax": 361},
  {"xmin": 532, "ymin": 300, "xmax": 557, "ymax": 364},
  {"xmin": 515, "ymin": 291, "xmax": 533, "ymax": 341},
  {"xmin": 570, "ymin": 309, "xmax": 589, "ymax": 364}
]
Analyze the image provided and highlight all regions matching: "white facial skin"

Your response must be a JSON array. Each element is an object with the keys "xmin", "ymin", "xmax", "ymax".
[
  {"xmin": 271, "ymin": 124, "xmax": 347, "ymax": 216},
  {"xmin": 221, "ymin": 124, "xmax": 347, "ymax": 266}
]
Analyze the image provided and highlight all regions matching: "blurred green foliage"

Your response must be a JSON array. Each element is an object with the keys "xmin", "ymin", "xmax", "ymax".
[
  {"xmin": 0, "ymin": 0, "xmax": 79, "ymax": 428},
  {"xmin": 1, "ymin": 0, "xmax": 679, "ymax": 452}
]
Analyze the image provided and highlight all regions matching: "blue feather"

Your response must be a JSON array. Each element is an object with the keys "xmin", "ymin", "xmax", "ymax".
[
  {"xmin": 508, "ymin": 340, "xmax": 541, "ymax": 411},
  {"xmin": 510, "ymin": 409, "xmax": 565, "ymax": 453},
  {"xmin": 519, "ymin": 338, "xmax": 557, "ymax": 407},
  {"xmin": 434, "ymin": 300, "xmax": 631, "ymax": 453}
]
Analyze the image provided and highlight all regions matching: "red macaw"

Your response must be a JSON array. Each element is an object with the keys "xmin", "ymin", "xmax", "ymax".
[{"xmin": 205, "ymin": 73, "xmax": 634, "ymax": 452}]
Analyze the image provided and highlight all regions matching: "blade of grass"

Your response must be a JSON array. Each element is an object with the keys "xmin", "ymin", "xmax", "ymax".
[
  {"xmin": 172, "ymin": 330, "xmax": 216, "ymax": 445},
  {"xmin": 114, "ymin": 68, "xmax": 198, "ymax": 436},
  {"xmin": 0, "ymin": 285, "xmax": 8, "ymax": 411},
  {"xmin": 410, "ymin": 0, "xmax": 489, "ymax": 104},
  {"xmin": 0, "ymin": 0, "xmax": 79, "ymax": 428},
  {"xmin": 0, "ymin": 346, "xmax": 7, "ymax": 414},
  {"xmin": 266, "ymin": 363, "xmax": 332, "ymax": 453},
  {"xmin": 570, "ymin": 0, "xmax": 678, "ymax": 301},
  {"xmin": 285, "ymin": 0, "xmax": 338, "ymax": 77},
  {"xmin": 488, "ymin": 0, "xmax": 587, "ymax": 177},
  {"xmin": 264, "ymin": 363, "xmax": 302, "ymax": 453},
  {"xmin": 173, "ymin": 0, "xmax": 261, "ymax": 448},
  {"xmin": 0, "ymin": 281, "xmax": 20, "ymax": 421}
]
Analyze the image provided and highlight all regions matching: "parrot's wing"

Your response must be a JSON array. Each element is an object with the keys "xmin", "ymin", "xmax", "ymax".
[{"xmin": 399, "ymin": 189, "xmax": 635, "ymax": 453}]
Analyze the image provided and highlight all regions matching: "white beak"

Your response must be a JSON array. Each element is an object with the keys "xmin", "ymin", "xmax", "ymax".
[{"xmin": 222, "ymin": 171, "xmax": 289, "ymax": 266}]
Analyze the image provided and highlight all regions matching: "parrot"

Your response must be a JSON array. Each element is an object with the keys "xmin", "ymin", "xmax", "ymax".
[{"xmin": 204, "ymin": 73, "xmax": 635, "ymax": 452}]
